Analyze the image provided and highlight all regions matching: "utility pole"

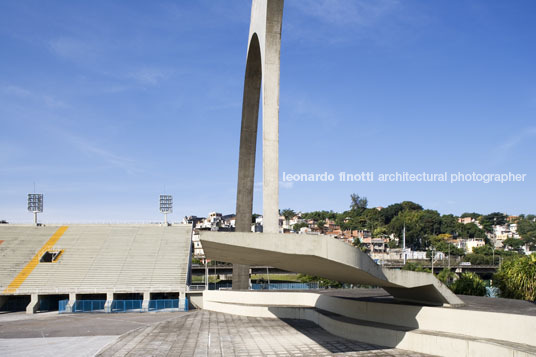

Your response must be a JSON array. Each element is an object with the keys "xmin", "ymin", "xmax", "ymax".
[
  {"xmin": 204, "ymin": 258, "xmax": 208, "ymax": 290},
  {"xmin": 403, "ymin": 224, "xmax": 406, "ymax": 264},
  {"xmin": 431, "ymin": 248, "xmax": 435, "ymax": 274},
  {"xmin": 448, "ymin": 243, "xmax": 451, "ymax": 270}
]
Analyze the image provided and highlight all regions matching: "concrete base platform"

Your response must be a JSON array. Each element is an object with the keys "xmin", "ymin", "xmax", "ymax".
[
  {"xmin": 97, "ymin": 310, "xmax": 429, "ymax": 356},
  {"xmin": 202, "ymin": 290, "xmax": 536, "ymax": 357}
]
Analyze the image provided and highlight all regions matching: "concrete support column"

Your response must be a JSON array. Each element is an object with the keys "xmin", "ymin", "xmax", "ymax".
[
  {"xmin": 262, "ymin": 0, "xmax": 283, "ymax": 234},
  {"xmin": 104, "ymin": 292, "xmax": 114, "ymax": 313},
  {"xmin": 179, "ymin": 290, "xmax": 188, "ymax": 311},
  {"xmin": 26, "ymin": 294, "xmax": 39, "ymax": 314},
  {"xmin": 66, "ymin": 292, "xmax": 76, "ymax": 313},
  {"xmin": 142, "ymin": 292, "xmax": 150, "ymax": 312},
  {"xmin": 232, "ymin": 264, "xmax": 250, "ymax": 290}
]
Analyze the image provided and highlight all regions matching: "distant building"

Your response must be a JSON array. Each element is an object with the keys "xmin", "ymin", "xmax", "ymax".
[
  {"xmin": 464, "ymin": 238, "xmax": 486, "ymax": 253},
  {"xmin": 458, "ymin": 217, "xmax": 475, "ymax": 224},
  {"xmin": 192, "ymin": 231, "xmax": 204, "ymax": 258}
]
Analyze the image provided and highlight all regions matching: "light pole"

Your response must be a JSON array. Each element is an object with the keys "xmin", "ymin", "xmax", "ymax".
[
  {"xmin": 28, "ymin": 193, "xmax": 43, "ymax": 226},
  {"xmin": 159, "ymin": 195, "xmax": 173, "ymax": 226}
]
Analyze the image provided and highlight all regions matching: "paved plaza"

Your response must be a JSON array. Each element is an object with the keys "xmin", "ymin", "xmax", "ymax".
[
  {"xmin": 98, "ymin": 310, "xmax": 431, "ymax": 356},
  {"xmin": 0, "ymin": 311, "xmax": 187, "ymax": 357},
  {"xmin": 0, "ymin": 309, "xmax": 432, "ymax": 356}
]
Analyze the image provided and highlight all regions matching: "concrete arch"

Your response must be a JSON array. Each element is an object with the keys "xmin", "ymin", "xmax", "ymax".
[
  {"xmin": 235, "ymin": 32, "xmax": 262, "ymax": 234},
  {"xmin": 233, "ymin": 1, "xmax": 284, "ymax": 290}
]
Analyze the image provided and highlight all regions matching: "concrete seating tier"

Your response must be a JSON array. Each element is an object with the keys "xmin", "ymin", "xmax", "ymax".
[{"xmin": 0, "ymin": 224, "xmax": 192, "ymax": 295}]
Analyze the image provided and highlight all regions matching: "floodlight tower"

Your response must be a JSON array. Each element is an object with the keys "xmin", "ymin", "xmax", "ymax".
[
  {"xmin": 28, "ymin": 193, "xmax": 43, "ymax": 226},
  {"xmin": 159, "ymin": 195, "xmax": 173, "ymax": 226}
]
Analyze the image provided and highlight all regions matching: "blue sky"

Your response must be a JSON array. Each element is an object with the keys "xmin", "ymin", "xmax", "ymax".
[{"xmin": 1, "ymin": 0, "xmax": 535, "ymax": 223}]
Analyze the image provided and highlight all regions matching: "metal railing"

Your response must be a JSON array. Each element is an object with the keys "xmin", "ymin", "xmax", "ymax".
[
  {"xmin": 111, "ymin": 300, "xmax": 143, "ymax": 313},
  {"xmin": 59, "ymin": 299, "xmax": 106, "ymax": 313},
  {"xmin": 251, "ymin": 282, "xmax": 320, "ymax": 290},
  {"xmin": 188, "ymin": 282, "xmax": 233, "ymax": 291},
  {"xmin": 59, "ymin": 298, "xmax": 188, "ymax": 313},
  {"xmin": 189, "ymin": 282, "xmax": 320, "ymax": 291},
  {"xmin": 1, "ymin": 286, "xmax": 186, "ymax": 295},
  {"xmin": 148, "ymin": 298, "xmax": 188, "ymax": 312}
]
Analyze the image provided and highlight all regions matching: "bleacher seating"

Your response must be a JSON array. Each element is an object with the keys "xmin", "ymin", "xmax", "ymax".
[{"xmin": 0, "ymin": 224, "xmax": 192, "ymax": 295}]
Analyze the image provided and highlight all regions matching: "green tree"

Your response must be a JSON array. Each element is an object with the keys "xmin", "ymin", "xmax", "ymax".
[
  {"xmin": 402, "ymin": 262, "xmax": 431, "ymax": 273},
  {"xmin": 352, "ymin": 238, "xmax": 368, "ymax": 252},
  {"xmin": 494, "ymin": 254, "xmax": 536, "ymax": 301},
  {"xmin": 293, "ymin": 222, "xmax": 308, "ymax": 232},
  {"xmin": 437, "ymin": 269, "xmax": 457, "ymax": 285},
  {"xmin": 440, "ymin": 214, "xmax": 458, "ymax": 235},
  {"xmin": 350, "ymin": 193, "xmax": 368, "ymax": 212},
  {"xmin": 450, "ymin": 272, "xmax": 486, "ymax": 296},
  {"xmin": 502, "ymin": 238, "xmax": 524, "ymax": 252},
  {"xmin": 373, "ymin": 226, "xmax": 388, "ymax": 237},
  {"xmin": 400, "ymin": 201, "xmax": 423, "ymax": 211},
  {"xmin": 518, "ymin": 217, "xmax": 536, "ymax": 250},
  {"xmin": 429, "ymin": 235, "xmax": 465, "ymax": 256},
  {"xmin": 301, "ymin": 210, "xmax": 337, "ymax": 221},
  {"xmin": 463, "ymin": 254, "xmax": 493, "ymax": 265},
  {"xmin": 381, "ymin": 203, "xmax": 404, "ymax": 225},
  {"xmin": 460, "ymin": 212, "xmax": 481, "ymax": 220},
  {"xmin": 298, "ymin": 274, "xmax": 343, "ymax": 288},
  {"xmin": 252, "ymin": 213, "xmax": 260, "ymax": 223},
  {"xmin": 280, "ymin": 208, "xmax": 296, "ymax": 228},
  {"xmin": 480, "ymin": 212, "xmax": 507, "ymax": 232},
  {"xmin": 387, "ymin": 239, "xmax": 398, "ymax": 249},
  {"xmin": 459, "ymin": 222, "xmax": 486, "ymax": 238}
]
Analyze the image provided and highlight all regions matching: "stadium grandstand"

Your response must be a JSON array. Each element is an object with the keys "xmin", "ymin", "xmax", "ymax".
[{"xmin": 0, "ymin": 224, "xmax": 192, "ymax": 313}]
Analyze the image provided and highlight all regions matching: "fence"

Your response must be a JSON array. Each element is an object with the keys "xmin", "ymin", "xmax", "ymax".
[
  {"xmin": 59, "ymin": 298, "xmax": 188, "ymax": 313},
  {"xmin": 189, "ymin": 282, "xmax": 320, "ymax": 291},
  {"xmin": 58, "ymin": 300, "xmax": 106, "ymax": 313},
  {"xmin": 189, "ymin": 283, "xmax": 233, "ymax": 291},
  {"xmin": 251, "ymin": 282, "xmax": 320, "ymax": 290},
  {"xmin": 149, "ymin": 298, "xmax": 188, "ymax": 312},
  {"xmin": 111, "ymin": 300, "xmax": 143, "ymax": 313}
]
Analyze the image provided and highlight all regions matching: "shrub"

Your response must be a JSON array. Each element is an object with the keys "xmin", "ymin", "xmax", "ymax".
[
  {"xmin": 450, "ymin": 272, "xmax": 486, "ymax": 296},
  {"xmin": 494, "ymin": 254, "xmax": 536, "ymax": 301},
  {"xmin": 437, "ymin": 269, "xmax": 457, "ymax": 285},
  {"xmin": 402, "ymin": 262, "xmax": 431, "ymax": 273}
]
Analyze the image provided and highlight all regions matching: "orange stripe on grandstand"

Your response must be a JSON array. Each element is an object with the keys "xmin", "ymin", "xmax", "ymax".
[{"xmin": 2, "ymin": 226, "xmax": 68, "ymax": 294}]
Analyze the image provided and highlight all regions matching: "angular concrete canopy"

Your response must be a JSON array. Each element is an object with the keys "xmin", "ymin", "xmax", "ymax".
[
  {"xmin": 233, "ymin": 0, "xmax": 284, "ymax": 289},
  {"xmin": 201, "ymin": 231, "xmax": 464, "ymax": 306}
]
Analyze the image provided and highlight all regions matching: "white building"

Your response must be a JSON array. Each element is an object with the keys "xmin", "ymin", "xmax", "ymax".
[{"xmin": 192, "ymin": 232, "xmax": 204, "ymax": 258}]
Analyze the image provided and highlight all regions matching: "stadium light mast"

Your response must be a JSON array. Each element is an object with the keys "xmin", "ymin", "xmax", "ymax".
[
  {"xmin": 28, "ymin": 193, "xmax": 43, "ymax": 226},
  {"xmin": 159, "ymin": 194, "xmax": 173, "ymax": 226}
]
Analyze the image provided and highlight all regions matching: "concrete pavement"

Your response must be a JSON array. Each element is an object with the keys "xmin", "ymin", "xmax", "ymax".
[
  {"xmin": 0, "ymin": 311, "xmax": 188, "ymax": 356},
  {"xmin": 98, "ymin": 310, "xmax": 431, "ymax": 356}
]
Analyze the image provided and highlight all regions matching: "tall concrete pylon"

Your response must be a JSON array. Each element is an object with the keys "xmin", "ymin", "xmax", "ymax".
[{"xmin": 233, "ymin": 0, "xmax": 284, "ymax": 290}]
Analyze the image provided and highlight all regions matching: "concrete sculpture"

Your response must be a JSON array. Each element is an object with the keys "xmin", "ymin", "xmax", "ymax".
[
  {"xmin": 203, "ymin": 0, "xmax": 463, "ymax": 306},
  {"xmin": 232, "ymin": 0, "xmax": 284, "ymax": 289}
]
